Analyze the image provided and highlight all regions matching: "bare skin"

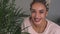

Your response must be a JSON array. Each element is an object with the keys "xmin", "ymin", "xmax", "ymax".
[{"xmin": 30, "ymin": 2, "xmax": 48, "ymax": 33}]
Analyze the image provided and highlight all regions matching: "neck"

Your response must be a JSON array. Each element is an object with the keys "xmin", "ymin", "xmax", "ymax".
[{"xmin": 31, "ymin": 19, "xmax": 47, "ymax": 33}]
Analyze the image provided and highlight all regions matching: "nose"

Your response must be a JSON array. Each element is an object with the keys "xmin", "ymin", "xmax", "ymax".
[{"xmin": 35, "ymin": 12, "xmax": 41, "ymax": 18}]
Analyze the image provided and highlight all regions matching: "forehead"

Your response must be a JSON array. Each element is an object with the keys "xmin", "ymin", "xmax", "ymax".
[{"xmin": 31, "ymin": 2, "xmax": 46, "ymax": 10}]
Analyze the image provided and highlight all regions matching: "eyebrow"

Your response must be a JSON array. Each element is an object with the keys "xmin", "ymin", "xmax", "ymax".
[
  {"xmin": 31, "ymin": 8, "xmax": 44, "ymax": 11},
  {"xmin": 39, "ymin": 9, "xmax": 44, "ymax": 11}
]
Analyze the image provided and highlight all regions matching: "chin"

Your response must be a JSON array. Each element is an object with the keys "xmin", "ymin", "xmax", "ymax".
[{"xmin": 34, "ymin": 22, "xmax": 41, "ymax": 25}]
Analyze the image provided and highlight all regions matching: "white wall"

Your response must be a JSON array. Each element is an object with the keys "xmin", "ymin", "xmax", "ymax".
[
  {"xmin": 15, "ymin": 0, "xmax": 32, "ymax": 15},
  {"xmin": 15, "ymin": 0, "xmax": 60, "ymax": 25},
  {"xmin": 47, "ymin": 0, "xmax": 60, "ymax": 23}
]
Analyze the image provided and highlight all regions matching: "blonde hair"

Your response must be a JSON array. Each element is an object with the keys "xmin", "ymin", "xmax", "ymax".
[{"xmin": 30, "ymin": 0, "xmax": 51, "ymax": 11}]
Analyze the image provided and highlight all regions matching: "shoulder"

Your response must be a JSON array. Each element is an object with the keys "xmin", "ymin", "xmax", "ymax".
[
  {"xmin": 22, "ymin": 17, "xmax": 30, "ymax": 26},
  {"xmin": 21, "ymin": 17, "xmax": 30, "ymax": 32},
  {"xmin": 23, "ymin": 17, "xmax": 31, "ymax": 26},
  {"xmin": 21, "ymin": 17, "xmax": 31, "ymax": 28},
  {"xmin": 47, "ymin": 19, "xmax": 60, "ymax": 34},
  {"xmin": 23, "ymin": 17, "xmax": 30, "ymax": 22}
]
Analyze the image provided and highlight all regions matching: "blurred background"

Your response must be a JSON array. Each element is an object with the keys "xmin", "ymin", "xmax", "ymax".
[
  {"xmin": 0, "ymin": 0, "xmax": 60, "ymax": 34},
  {"xmin": 15, "ymin": 0, "xmax": 60, "ymax": 25}
]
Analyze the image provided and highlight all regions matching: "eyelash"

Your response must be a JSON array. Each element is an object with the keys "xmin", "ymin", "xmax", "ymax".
[{"xmin": 39, "ymin": 10, "xmax": 44, "ymax": 13}]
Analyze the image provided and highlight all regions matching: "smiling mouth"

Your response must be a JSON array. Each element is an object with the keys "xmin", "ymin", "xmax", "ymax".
[{"xmin": 34, "ymin": 18, "xmax": 41, "ymax": 22}]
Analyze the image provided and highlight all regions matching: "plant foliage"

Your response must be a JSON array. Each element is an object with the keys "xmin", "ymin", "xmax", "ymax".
[{"xmin": 0, "ymin": 0, "xmax": 29, "ymax": 34}]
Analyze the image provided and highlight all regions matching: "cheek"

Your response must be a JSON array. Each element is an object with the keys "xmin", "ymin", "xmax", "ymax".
[{"xmin": 41, "ymin": 13, "xmax": 47, "ymax": 18}]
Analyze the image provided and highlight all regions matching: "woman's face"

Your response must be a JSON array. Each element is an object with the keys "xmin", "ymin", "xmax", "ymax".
[{"xmin": 30, "ymin": 2, "xmax": 48, "ymax": 25}]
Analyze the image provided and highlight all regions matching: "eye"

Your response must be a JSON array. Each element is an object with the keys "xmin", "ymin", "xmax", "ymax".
[{"xmin": 39, "ymin": 10, "xmax": 44, "ymax": 13}]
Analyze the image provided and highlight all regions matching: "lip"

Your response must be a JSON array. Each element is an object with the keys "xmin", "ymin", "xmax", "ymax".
[{"xmin": 34, "ymin": 18, "xmax": 41, "ymax": 22}]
